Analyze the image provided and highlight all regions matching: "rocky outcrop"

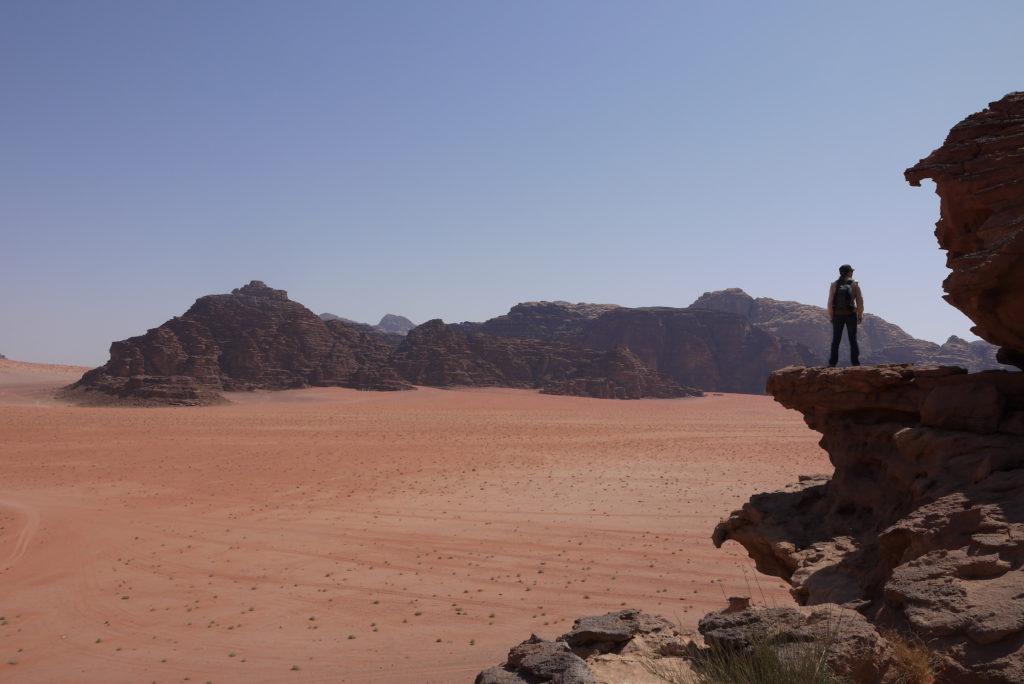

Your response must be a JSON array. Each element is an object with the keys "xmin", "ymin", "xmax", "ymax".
[
  {"xmin": 691, "ymin": 287, "xmax": 1005, "ymax": 371},
  {"xmin": 478, "ymin": 606, "xmax": 902, "ymax": 684},
  {"xmin": 475, "ymin": 610, "xmax": 695, "ymax": 684},
  {"xmin": 68, "ymin": 281, "xmax": 410, "ymax": 405},
  {"xmin": 699, "ymin": 604, "xmax": 899, "ymax": 683},
  {"xmin": 579, "ymin": 307, "xmax": 816, "ymax": 394},
  {"xmin": 906, "ymin": 92, "xmax": 1024, "ymax": 368},
  {"xmin": 715, "ymin": 365, "xmax": 1024, "ymax": 682},
  {"xmin": 714, "ymin": 94, "xmax": 1024, "ymax": 683},
  {"xmin": 390, "ymin": 320, "xmax": 698, "ymax": 399}
]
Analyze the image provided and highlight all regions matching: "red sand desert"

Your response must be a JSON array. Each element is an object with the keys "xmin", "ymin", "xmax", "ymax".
[{"xmin": 0, "ymin": 359, "xmax": 828, "ymax": 683}]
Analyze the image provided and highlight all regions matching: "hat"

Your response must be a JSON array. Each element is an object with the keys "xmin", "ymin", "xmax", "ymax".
[{"xmin": 839, "ymin": 264, "xmax": 854, "ymax": 275}]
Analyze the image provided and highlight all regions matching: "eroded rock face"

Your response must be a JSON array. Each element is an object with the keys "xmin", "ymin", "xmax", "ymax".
[
  {"xmin": 457, "ymin": 301, "xmax": 621, "ymax": 341},
  {"xmin": 691, "ymin": 288, "xmax": 1006, "ymax": 371},
  {"xmin": 456, "ymin": 300, "xmax": 818, "ymax": 393},
  {"xmin": 714, "ymin": 365, "xmax": 1024, "ymax": 683},
  {"xmin": 390, "ymin": 320, "xmax": 699, "ymax": 399},
  {"xmin": 580, "ymin": 307, "xmax": 816, "ymax": 394},
  {"xmin": 68, "ymin": 281, "xmax": 410, "ymax": 405},
  {"xmin": 906, "ymin": 92, "xmax": 1024, "ymax": 367}
]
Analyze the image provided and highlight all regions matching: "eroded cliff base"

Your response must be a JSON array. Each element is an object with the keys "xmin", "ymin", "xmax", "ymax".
[{"xmin": 716, "ymin": 365, "xmax": 1024, "ymax": 683}]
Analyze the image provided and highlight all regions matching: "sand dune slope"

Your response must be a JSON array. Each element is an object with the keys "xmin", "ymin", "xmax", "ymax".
[{"xmin": 0, "ymin": 364, "xmax": 826, "ymax": 683}]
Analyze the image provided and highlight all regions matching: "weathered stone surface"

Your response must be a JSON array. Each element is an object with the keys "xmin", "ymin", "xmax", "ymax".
[
  {"xmin": 474, "ymin": 635, "xmax": 597, "ymax": 684},
  {"xmin": 540, "ymin": 346, "xmax": 698, "ymax": 399},
  {"xmin": 390, "ymin": 320, "xmax": 699, "ymax": 399},
  {"xmin": 456, "ymin": 300, "xmax": 818, "ymax": 393},
  {"xmin": 698, "ymin": 604, "xmax": 899, "ymax": 684},
  {"xmin": 558, "ymin": 609, "xmax": 682, "ymax": 658},
  {"xmin": 691, "ymin": 288, "xmax": 1007, "ymax": 371},
  {"xmin": 906, "ymin": 92, "xmax": 1024, "ymax": 366},
  {"xmin": 580, "ymin": 307, "xmax": 816, "ymax": 394},
  {"xmin": 717, "ymin": 365, "xmax": 1024, "ymax": 682},
  {"xmin": 67, "ymin": 281, "xmax": 411, "ymax": 405},
  {"xmin": 476, "ymin": 612, "xmax": 694, "ymax": 684},
  {"xmin": 456, "ymin": 301, "xmax": 621, "ymax": 341}
]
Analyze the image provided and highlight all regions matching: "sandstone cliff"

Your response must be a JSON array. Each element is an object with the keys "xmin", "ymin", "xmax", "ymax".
[
  {"xmin": 691, "ymin": 287, "xmax": 1005, "ymax": 371},
  {"xmin": 714, "ymin": 93, "xmax": 1024, "ymax": 683},
  {"xmin": 71, "ymin": 286, "xmax": 698, "ymax": 405},
  {"xmin": 454, "ymin": 300, "xmax": 620, "ymax": 340},
  {"xmin": 906, "ymin": 92, "xmax": 1024, "ymax": 369},
  {"xmin": 579, "ymin": 306, "xmax": 816, "ymax": 394},
  {"xmin": 389, "ymin": 319, "xmax": 698, "ymax": 399},
  {"xmin": 457, "ymin": 301, "xmax": 816, "ymax": 394},
  {"xmin": 68, "ymin": 281, "xmax": 410, "ymax": 405}
]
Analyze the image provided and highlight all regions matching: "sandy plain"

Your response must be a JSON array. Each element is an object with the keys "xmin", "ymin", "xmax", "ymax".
[{"xmin": 0, "ymin": 359, "xmax": 828, "ymax": 683}]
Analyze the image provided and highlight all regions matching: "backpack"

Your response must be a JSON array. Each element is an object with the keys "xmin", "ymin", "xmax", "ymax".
[{"xmin": 833, "ymin": 280, "xmax": 856, "ymax": 314}]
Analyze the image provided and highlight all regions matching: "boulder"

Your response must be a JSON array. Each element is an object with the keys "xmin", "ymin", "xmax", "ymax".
[
  {"xmin": 698, "ymin": 604, "xmax": 899, "ymax": 684},
  {"xmin": 475, "ymin": 611, "xmax": 695, "ymax": 684}
]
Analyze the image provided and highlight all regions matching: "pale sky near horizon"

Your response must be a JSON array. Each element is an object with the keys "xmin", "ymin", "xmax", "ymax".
[{"xmin": 3, "ymin": 1, "xmax": 1023, "ymax": 366}]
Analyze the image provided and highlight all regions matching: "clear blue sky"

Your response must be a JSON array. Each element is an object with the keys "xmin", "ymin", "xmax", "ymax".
[{"xmin": 3, "ymin": 1, "xmax": 1022, "ymax": 366}]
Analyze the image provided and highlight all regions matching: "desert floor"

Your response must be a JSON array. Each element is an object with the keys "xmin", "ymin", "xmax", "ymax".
[{"xmin": 0, "ymin": 359, "xmax": 828, "ymax": 683}]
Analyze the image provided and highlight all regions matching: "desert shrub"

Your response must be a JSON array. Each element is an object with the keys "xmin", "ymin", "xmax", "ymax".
[
  {"xmin": 646, "ymin": 629, "xmax": 846, "ymax": 684},
  {"xmin": 884, "ymin": 630, "xmax": 938, "ymax": 684}
]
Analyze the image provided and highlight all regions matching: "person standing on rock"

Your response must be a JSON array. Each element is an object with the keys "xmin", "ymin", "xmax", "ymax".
[{"xmin": 827, "ymin": 264, "xmax": 863, "ymax": 367}]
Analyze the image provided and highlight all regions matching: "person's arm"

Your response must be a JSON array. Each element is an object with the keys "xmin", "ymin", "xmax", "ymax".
[
  {"xmin": 827, "ymin": 282, "xmax": 836, "ymax": 320},
  {"xmin": 855, "ymin": 281, "xmax": 864, "ymax": 322}
]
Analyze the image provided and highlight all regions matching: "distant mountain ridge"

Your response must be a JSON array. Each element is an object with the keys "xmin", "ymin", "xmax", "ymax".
[
  {"xmin": 66, "ymin": 281, "xmax": 1008, "ymax": 406},
  {"xmin": 689, "ymin": 288, "xmax": 1004, "ymax": 372},
  {"xmin": 319, "ymin": 312, "xmax": 416, "ymax": 337},
  {"xmin": 68, "ymin": 282, "xmax": 698, "ymax": 405}
]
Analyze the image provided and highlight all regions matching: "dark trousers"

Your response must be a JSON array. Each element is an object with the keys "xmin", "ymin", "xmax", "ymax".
[{"xmin": 829, "ymin": 314, "xmax": 860, "ymax": 366}]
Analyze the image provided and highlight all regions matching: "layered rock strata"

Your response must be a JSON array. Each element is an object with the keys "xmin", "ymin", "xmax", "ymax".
[
  {"xmin": 715, "ymin": 93, "xmax": 1024, "ymax": 683},
  {"xmin": 905, "ymin": 92, "xmax": 1024, "ymax": 368},
  {"xmin": 71, "ymin": 286, "xmax": 698, "ymax": 405},
  {"xmin": 715, "ymin": 365, "xmax": 1024, "ymax": 682},
  {"xmin": 68, "ymin": 281, "xmax": 409, "ymax": 405},
  {"xmin": 456, "ymin": 301, "xmax": 621, "ymax": 341},
  {"xmin": 390, "ymin": 320, "xmax": 698, "ymax": 399},
  {"xmin": 691, "ymin": 287, "xmax": 1005, "ymax": 371},
  {"xmin": 580, "ymin": 307, "xmax": 816, "ymax": 394}
]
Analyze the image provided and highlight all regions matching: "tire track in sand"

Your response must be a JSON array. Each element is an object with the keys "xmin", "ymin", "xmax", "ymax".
[{"xmin": 0, "ymin": 498, "xmax": 41, "ymax": 568}]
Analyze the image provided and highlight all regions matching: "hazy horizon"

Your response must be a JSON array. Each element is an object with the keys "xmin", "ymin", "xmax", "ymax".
[{"xmin": 5, "ymin": 1, "xmax": 1024, "ymax": 365}]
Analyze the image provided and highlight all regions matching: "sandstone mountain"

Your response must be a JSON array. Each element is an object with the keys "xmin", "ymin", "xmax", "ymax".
[
  {"xmin": 389, "ymin": 319, "xmax": 697, "ymax": 399},
  {"xmin": 457, "ymin": 301, "xmax": 816, "ymax": 394},
  {"xmin": 713, "ymin": 93, "xmax": 1024, "ymax": 683},
  {"xmin": 691, "ymin": 287, "xmax": 1004, "ymax": 371},
  {"xmin": 68, "ymin": 281, "xmax": 410, "ymax": 405},
  {"xmin": 318, "ymin": 312, "xmax": 409, "ymax": 344},
  {"xmin": 69, "ymin": 283, "xmax": 695, "ymax": 404},
  {"xmin": 455, "ymin": 300, "xmax": 620, "ymax": 341},
  {"xmin": 375, "ymin": 313, "xmax": 415, "ymax": 335}
]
